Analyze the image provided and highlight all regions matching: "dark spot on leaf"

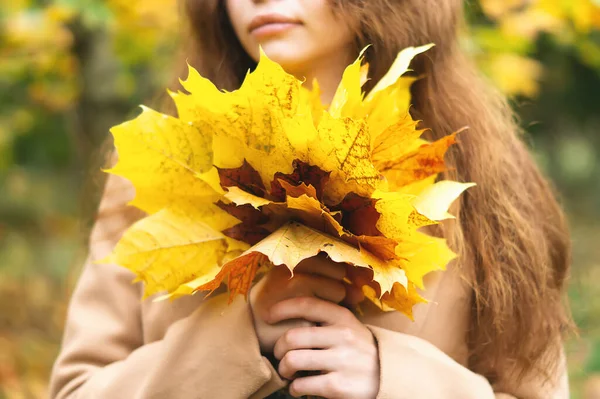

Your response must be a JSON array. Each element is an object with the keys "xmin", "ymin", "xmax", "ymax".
[
  {"xmin": 331, "ymin": 192, "xmax": 383, "ymax": 236},
  {"xmin": 269, "ymin": 159, "xmax": 330, "ymax": 201},
  {"xmin": 217, "ymin": 160, "xmax": 266, "ymax": 197},
  {"xmin": 222, "ymin": 224, "xmax": 270, "ymax": 246}
]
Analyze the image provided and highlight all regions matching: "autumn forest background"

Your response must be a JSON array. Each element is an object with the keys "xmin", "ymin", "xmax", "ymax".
[{"xmin": 1, "ymin": 0, "xmax": 599, "ymax": 397}]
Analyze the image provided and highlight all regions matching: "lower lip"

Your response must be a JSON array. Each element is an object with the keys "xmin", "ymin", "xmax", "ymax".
[{"xmin": 251, "ymin": 22, "xmax": 300, "ymax": 38}]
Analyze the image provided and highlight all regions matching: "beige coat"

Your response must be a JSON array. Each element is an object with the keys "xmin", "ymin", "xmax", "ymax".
[{"xmin": 49, "ymin": 175, "xmax": 569, "ymax": 399}]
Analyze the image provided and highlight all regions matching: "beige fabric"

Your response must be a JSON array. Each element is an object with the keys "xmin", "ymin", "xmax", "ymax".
[{"xmin": 49, "ymin": 175, "xmax": 569, "ymax": 399}]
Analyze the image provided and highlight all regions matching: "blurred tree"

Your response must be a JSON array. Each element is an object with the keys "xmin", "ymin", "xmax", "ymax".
[
  {"xmin": 0, "ymin": 0, "xmax": 178, "ymax": 170},
  {"xmin": 468, "ymin": 0, "xmax": 600, "ymax": 97},
  {"xmin": 0, "ymin": 4, "xmax": 178, "ymax": 395}
]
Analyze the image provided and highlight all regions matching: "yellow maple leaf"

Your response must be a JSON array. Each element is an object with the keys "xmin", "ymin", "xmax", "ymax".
[
  {"xmin": 306, "ymin": 46, "xmax": 472, "ymax": 312},
  {"xmin": 103, "ymin": 45, "xmax": 473, "ymax": 318},
  {"xmin": 413, "ymin": 181, "xmax": 477, "ymax": 221},
  {"xmin": 307, "ymin": 113, "xmax": 382, "ymax": 203},
  {"xmin": 102, "ymin": 206, "xmax": 242, "ymax": 298},
  {"xmin": 210, "ymin": 222, "xmax": 407, "ymax": 303},
  {"xmin": 363, "ymin": 282, "xmax": 427, "ymax": 321},
  {"xmin": 326, "ymin": 44, "xmax": 433, "ymax": 141},
  {"xmin": 107, "ymin": 106, "xmax": 221, "ymax": 213}
]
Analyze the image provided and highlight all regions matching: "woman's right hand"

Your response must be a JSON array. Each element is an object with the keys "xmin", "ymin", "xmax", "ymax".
[{"xmin": 249, "ymin": 254, "xmax": 361, "ymax": 354}]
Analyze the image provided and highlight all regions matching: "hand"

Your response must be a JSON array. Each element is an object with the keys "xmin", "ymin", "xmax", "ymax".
[
  {"xmin": 271, "ymin": 297, "xmax": 380, "ymax": 399},
  {"xmin": 249, "ymin": 255, "xmax": 364, "ymax": 353}
]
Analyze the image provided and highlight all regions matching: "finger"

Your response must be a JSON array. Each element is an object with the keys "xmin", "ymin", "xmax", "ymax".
[
  {"xmin": 269, "ymin": 296, "xmax": 353, "ymax": 325},
  {"xmin": 274, "ymin": 326, "xmax": 339, "ymax": 360},
  {"xmin": 258, "ymin": 318, "xmax": 315, "ymax": 353},
  {"xmin": 285, "ymin": 273, "xmax": 346, "ymax": 304},
  {"xmin": 294, "ymin": 254, "xmax": 346, "ymax": 280},
  {"xmin": 278, "ymin": 349, "xmax": 336, "ymax": 380},
  {"xmin": 289, "ymin": 373, "xmax": 344, "ymax": 398}
]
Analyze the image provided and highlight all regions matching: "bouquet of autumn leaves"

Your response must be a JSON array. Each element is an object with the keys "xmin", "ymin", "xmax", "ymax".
[{"xmin": 102, "ymin": 44, "xmax": 474, "ymax": 319}]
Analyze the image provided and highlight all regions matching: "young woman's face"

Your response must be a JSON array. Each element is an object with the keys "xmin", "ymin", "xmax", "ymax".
[{"xmin": 225, "ymin": 0, "xmax": 356, "ymax": 77}]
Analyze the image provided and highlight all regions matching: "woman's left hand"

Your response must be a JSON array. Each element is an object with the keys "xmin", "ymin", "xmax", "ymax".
[{"xmin": 271, "ymin": 296, "xmax": 380, "ymax": 399}]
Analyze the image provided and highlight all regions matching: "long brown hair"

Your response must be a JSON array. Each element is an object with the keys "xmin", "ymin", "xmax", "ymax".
[{"xmin": 173, "ymin": 0, "xmax": 571, "ymax": 385}]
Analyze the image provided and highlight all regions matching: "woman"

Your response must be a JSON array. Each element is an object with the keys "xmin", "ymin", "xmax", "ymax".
[{"xmin": 49, "ymin": 0, "xmax": 572, "ymax": 398}]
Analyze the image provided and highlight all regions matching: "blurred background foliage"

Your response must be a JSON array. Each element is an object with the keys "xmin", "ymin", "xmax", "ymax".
[{"xmin": 0, "ymin": 0, "xmax": 598, "ymax": 397}]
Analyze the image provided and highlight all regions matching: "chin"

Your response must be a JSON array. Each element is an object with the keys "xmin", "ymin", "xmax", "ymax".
[{"xmin": 255, "ymin": 41, "xmax": 312, "ymax": 75}]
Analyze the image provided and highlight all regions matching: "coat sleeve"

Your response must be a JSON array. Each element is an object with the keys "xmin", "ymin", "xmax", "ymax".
[
  {"xmin": 359, "ymin": 223, "xmax": 569, "ymax": 399},
  {"xmin": 366, "ymin": 325, "xmax": 569, "ymax": 399},
  {"xmin": 49, "ymin": 174, "xmax": 287, "ymax": 399}
]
